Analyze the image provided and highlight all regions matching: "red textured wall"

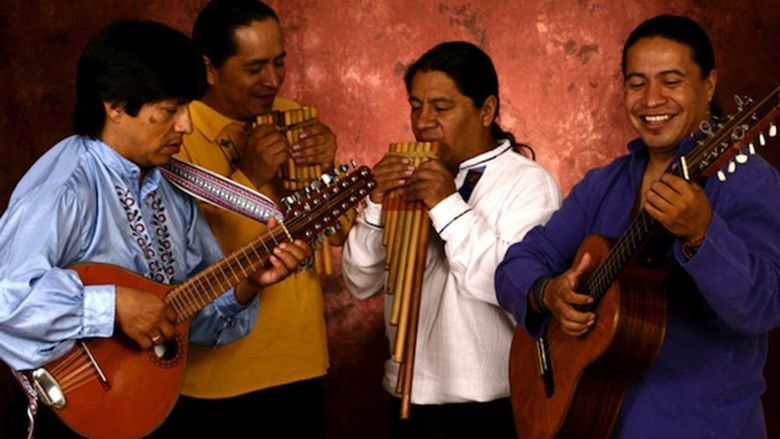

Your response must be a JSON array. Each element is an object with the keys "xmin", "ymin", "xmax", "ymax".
[{"xmin": 0, "ymin": 1, "xmax": 778, "ymax": 437}]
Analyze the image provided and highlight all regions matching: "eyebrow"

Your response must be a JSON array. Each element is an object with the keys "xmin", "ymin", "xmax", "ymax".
[
  {"xmin": 409, "ymin": 96, "xmax": 455, "ymax": 105},
  {"xmin": 625, "ymin": 69, "xmax": 686, "ymax": 80},
  {"xmin": 243, "ymin": 51, "xmax": 287, "ymax": 68}
]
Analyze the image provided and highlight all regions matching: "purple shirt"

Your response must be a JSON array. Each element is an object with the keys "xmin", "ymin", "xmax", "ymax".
[{"xmin": 496, "ymin": 135, "xmax": 780, "ymax": 438}]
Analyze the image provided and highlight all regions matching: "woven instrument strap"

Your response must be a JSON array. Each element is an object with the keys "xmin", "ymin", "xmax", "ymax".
[
  {"xmin": 161, "ymin": 157, "xmax": 283, "ymax": 223},
  {"xmin": 11, "ymin": 370, "xmax": 37, "ymax": 439}
]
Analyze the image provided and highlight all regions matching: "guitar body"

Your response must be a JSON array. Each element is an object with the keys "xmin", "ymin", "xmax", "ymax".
[
  {"xmin": 509, "ymin": 234, "xmax": 667, "ymax": 439},
  {"xmin": 30, "ymin": 263, "xmax": 190, "ymax": 439}
]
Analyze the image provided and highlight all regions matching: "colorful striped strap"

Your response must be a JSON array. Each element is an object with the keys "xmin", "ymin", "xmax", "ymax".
[{"xmin": 161, "ymin": 157, "xmax": 283, "ymax": 223}]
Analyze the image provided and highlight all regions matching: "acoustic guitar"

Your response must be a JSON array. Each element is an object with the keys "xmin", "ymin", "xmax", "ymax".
[
  {"xmin": 509, "ymin": 86, "xmax": 780, "ymax": 439},
  {"xmin": 18, "ymin": 164, "xmax": 374, "ymax": 438}
]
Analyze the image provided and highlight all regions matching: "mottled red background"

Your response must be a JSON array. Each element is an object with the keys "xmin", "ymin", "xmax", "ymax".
[{"xmin": 0, "ymin": 1, "xmax": 778, "ymax": 437}]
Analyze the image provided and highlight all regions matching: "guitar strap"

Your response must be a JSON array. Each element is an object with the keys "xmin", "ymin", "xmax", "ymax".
[
  {"xmin": 160, "ymin": 157, "xmax": 283, "ymax": 224},
  {"xmin": 11, "ymin": 370, "xmax": 37, "ymax": 439}
]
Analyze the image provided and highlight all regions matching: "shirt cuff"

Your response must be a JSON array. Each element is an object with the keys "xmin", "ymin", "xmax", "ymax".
[
  {"xmin": 82, "ymin": 285, "xmax": 116, "ymax": 338},
  {"xmin": 429, "ymin": 192, "xmax": 470, "ymax": 238},
  {"xmin": 362, "ymin": 197, "xmax": 384, "ymax": 228},
  {"xmin": 213, "ymin": 287, "xmax": 254, "ymax": 317}
]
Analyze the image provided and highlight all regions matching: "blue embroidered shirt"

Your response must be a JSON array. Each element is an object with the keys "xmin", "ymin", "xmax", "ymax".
[{"xmin": 0, "ymin": 135, "xmax": 258, "ymax": 371}]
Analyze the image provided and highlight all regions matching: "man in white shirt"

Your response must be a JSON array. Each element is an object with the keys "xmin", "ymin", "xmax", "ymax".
[{"xmin": 341, "ymin": 41, "xmax": 562, "ymax": 438}]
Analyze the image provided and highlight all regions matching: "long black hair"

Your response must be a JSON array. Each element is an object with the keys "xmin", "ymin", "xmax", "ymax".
[{"xmin": 404, "ymin": 41, "xmax": 535, "ymax": 159}]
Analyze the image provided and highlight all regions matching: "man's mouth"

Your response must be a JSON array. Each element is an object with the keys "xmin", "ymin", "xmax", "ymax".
[{"xmin": 643, "ymin": 114, "xmax": 671, "ymax": 123}]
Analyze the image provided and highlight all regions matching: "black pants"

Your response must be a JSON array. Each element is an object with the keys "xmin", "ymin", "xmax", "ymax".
[
  {"xmin": 150, "ymin": 377, "xmax": 325, "ymax": 438},
  {"xmin": 387, "ymin": 396, "xmax": 516, "ymax": 439}
]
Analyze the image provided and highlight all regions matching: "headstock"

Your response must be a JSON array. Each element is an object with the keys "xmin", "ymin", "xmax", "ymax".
[
  {"xmin": 280, "ymin": 162, "xmax": 375, "ymax": 243},
  {"xmin": 681, "ymin": 86, "xmax": 779, "ymax": 182}
]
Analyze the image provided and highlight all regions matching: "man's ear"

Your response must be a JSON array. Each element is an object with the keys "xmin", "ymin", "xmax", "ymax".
[
  {"xmin": 204, "ymin": 55, "xmax": 218, "ymax": 87},
  {"xmin": 481, "ymin": 95, "xmax": 498, "ymax": 128},
  {"xmin": 103, "ymin": 101, "xmax": 125, "ymax": 124}
]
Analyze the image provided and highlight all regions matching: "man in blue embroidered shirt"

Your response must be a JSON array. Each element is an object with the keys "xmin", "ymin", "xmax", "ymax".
[
  {"xmin": 496, "ymin": 15, "xmax": 780, "ymax": 438},
  {"xmin": 0, "ymin": 20, "xmax": 309, "ymax": 437}
]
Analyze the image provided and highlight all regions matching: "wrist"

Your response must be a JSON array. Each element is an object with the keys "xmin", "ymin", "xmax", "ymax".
[
  {"xmin": 681, "ymin": 235, "xmax": 705, "ymax": 261},
  {"xmin": 529, "ymin": 276, "xmax": 552, "ymax": 315}
]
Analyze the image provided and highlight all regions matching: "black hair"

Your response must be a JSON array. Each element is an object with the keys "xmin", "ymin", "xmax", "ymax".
[
  {"xmin": 404, "ymin": 41, "xmax": 534, "ymax": 159},
  {"xmin": 622, "ymin": 14, "xmax": 720, "ymax": 116},
  {"xmin": 73, "ymin": 20, "xmax": 206, "ymax": 137},
  {"xmin": 193, "ymin": 0, "xmax": 280, "ymax": 68}
]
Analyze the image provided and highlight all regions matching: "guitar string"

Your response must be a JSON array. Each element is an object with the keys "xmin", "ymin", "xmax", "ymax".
[
  {"xmin": 37, "ymin": 168, "xmax": 370, "ymax": 402},
  {"xmin": 542, "ymin": 95, "xmax": 775, "ymax": 353}
]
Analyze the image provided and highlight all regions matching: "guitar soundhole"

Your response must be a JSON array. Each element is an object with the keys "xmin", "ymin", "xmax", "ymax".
[{"xmin": 149, "ymin": 333, "xmax": 184, "ymax": 368}]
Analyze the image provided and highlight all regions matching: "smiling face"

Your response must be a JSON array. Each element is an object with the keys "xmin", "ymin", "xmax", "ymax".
[
  {"xmin": 104, "ymin": 100, "xmax": 193, "ymax": 169},
  {"xmin": 203, "ymin": 18, "xmax": 286, "ymax": 121},
  {"xmin": 624, "ymin": 37, "xmax": 717, "ymax": 159},
  {"xmin": 408, "ymin": 70, "xmax": 495, "ymax": 170}
]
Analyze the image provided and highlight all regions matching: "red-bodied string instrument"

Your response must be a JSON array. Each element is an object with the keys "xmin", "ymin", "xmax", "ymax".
[{"xmin": 19, "ymin": 164, "xmax": 375, "ymax": 439}]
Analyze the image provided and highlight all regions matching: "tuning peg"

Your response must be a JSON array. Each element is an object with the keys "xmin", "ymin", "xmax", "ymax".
[
  {"xmin": 339, "ymin": 163, "xmax": 350, "ymax": 173},
  {"xmin": 325, "ymin": 227, "xmax": 336, "ymax": 237},
  {"xmin": 350, "ymin": 159, "xmax": 358, "ymax": 168},
  {"xmin": 759, "ymin": 133, "xmax": 767, "ymax": 146},
  {"xmin": 717, "ymin": 170, "xmax": 727, "ymax": 182},
  {"xmin": 320, "ymin": 173, "xmax": 333, "ymax": 185},
  {"xmin": 735, "ymin": 152, "xmax": 749, "ymax": 164},
  {"xmin": 727, "ymin": 160, "xmax": 737, "ymax": 174},
  {"xmin": 770, "ymin": 123, "xmax": 777, "ymax": 138},
  {"xmin": 749, "ymin": 142, "xmax": 756, "ymax": 155}
]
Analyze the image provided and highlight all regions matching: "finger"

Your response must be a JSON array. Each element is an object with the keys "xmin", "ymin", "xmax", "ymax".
[
  {"xmin": 561, "ymin": 319, "xmax": 594, "ymax": 334},
  {"xmin": 557, "ymin": 304, "xmax": 595, "ymax": 325},
  {"xmin": 659, "ymin": 173, "xmax": 690, "ymax": 191},
  {"xmin": 562, "ymin": 290, "xmax": 594, "ymax": 306},
  {"xmin": 137, "ymin": 335, "xmax": 152, "ymax": 350},
  {"xmin": 164, "ymin": 306, "xmax": 178, "ymax": 324},
  {"xmin": 273, "ymin": 245, "xmax": 306, "ymax": 270},
  {"xmin": 562, "ymin": 324, "xmax": 592, "ymax": 337},
  {"xmin": 159, "ymin": 321, "xmax": 176, "ymax": 341}
]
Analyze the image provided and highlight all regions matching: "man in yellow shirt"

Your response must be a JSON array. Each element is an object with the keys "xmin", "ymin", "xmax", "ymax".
[{"xmin": 153, "ymin": 0, "xmax": 341, "ymax": 437}]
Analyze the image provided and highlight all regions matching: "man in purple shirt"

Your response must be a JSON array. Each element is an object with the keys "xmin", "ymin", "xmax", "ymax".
[{"xmin": 496, "ymin": 14, "xmax": 780, "ymax": 438}]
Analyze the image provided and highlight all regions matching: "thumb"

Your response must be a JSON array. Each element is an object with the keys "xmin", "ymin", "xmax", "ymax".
[{"xmin": 567, "ymin": 252, "xmax": 592, "ymax": 289}]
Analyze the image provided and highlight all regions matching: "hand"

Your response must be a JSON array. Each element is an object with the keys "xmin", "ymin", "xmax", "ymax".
[
  {"xmin": 643, "ymin": 173, "xmax": 712, "ymax": 240},
  {"xmin": 240, "ymin": 124, "xmax": 290, "ymax": 188},
  {"xmin": 237, "ymin": 218, "xmax": 313, "ymax": 304},
  {"xmin": 543, "ymin": 253, "xmax": 596, "ymax": 337},
  {"xmin": 402, "ymin": 159, "xmax": 457, "ymax": 209},
  {"xmin": 115, "ymin": 286, "xmax": 178, "ymax": 349},
  {"xmin": 368, "ymin": 154, "xmax": 416, "ymax": 204},
  {"xmin": 291, "ymin": 121, "xmax": 336, "ymax": 170}
]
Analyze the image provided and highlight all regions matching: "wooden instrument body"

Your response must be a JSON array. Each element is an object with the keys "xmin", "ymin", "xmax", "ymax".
[
  {"xmin": 509, "ymin": 234, "xmax": 667, "ymax": 439},
  {"xmin": 36, "ymin": 263, "xmax": 189, "ymax": 439}
]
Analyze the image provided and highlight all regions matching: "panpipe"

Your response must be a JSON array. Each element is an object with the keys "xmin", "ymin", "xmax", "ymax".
[
  {"xmin": 381, "ymin": 141, "xmax": 439, "ymax": 419},
  {"xmin": 257, "ymin": 106, "xmax": 331, "ymax": 275}
]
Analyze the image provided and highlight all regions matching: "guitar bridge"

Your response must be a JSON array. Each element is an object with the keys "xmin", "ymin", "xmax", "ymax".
[{"xmin": 30, "ymin": 367, "xmax": 66, "ymax": 408}]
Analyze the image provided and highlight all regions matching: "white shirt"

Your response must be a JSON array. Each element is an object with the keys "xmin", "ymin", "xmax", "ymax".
[{"xmin": 342, "ymin": 140, "xmax": 562, "ymax": 404}]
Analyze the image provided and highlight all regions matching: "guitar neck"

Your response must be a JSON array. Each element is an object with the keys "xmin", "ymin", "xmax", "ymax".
[
  {"xmin": 166, "ymin": 228, "xmax": 289, "ymax": 322},
  {"xmin": 161, "ymin": 164, "xmax": 375, "ymax": 323},
  {"xmin": 584, "ymin": 85, "xmax": 780, "ymax": 302}
]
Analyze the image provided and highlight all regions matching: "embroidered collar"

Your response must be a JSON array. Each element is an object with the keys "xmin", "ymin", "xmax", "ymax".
[
  {"xmin": 85, "ymin": 136, "xmax": 162, "ymax": 199},
  {"xmin": 458, "ymin": 139, "xmax": 512, "ymax": 172}
]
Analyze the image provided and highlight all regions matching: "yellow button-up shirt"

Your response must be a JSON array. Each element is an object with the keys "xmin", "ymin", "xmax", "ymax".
[{"xmin": 178, "ymin": 99, "xmax": 328, "ymax": 398}]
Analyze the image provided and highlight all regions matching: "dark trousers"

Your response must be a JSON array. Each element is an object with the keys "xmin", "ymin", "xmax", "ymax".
[
  {"xmin": 149, "ymin": 377, "xmax": 325, "ymax": 438},
  {"xmin": 387, "ymin": 396, "xmax": 516, "ymax": 439}
]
